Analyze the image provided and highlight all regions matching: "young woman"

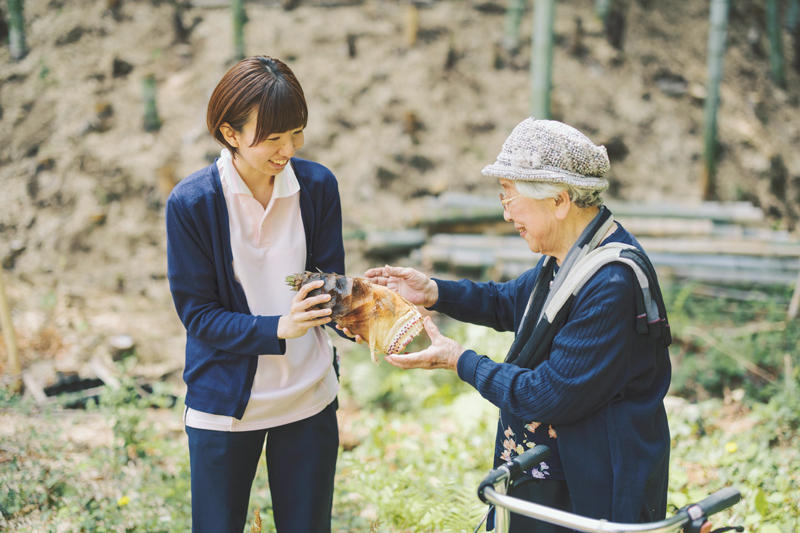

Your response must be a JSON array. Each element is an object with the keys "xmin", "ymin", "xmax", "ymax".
[{"xmin": 166, "ymin": 56, "xmax": 353, "ymax": 533}]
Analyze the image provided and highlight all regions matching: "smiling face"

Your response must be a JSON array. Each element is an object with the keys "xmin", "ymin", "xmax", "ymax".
[
  {"xmin": 221, "ymin": 113, "xmax": 305, "ymax": 182},
  {"xmin": 499, "ymin": 178, "xmax": 564, "ymax": 257}
]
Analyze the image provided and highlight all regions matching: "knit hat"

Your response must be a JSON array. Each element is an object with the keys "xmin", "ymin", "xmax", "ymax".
[{"xmin": 481, "ymin": 118, "xmax": 610, "ymax": 191}]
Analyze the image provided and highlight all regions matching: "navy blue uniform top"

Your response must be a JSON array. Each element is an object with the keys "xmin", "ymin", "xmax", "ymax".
[
  {"xmin": 430, "ymin": 225, "xmax": 671, "ymax": 523},
  {"xmin": 165, "ymin": 158, "xmax": 345, "ymax": 420}
]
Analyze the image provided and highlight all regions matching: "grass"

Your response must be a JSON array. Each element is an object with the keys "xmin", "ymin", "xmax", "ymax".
[{"xmin": 1, "ymin": 282, "xmax": 799, "ymax": 532}]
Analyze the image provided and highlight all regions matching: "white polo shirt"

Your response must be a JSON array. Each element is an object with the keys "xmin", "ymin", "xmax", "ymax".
[{"xmin": 184, "ymin": 149, "xmax": 339, "ymax": 432}]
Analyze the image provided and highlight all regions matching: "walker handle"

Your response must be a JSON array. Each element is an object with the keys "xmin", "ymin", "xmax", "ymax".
[
  {"xmin": 507, "ymin": 445, "xmax": 551, "ymax": 479},
  {"xmin": 478, "ymin": 445, "xmax": 550, "ymax": 503},
  {"xmin": 686, "ymin": 487, "xmax": 741, "ymax": 519}
]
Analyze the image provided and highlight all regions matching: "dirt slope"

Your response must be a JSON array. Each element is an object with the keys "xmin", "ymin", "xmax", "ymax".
[{"xmin": 0, "ymin": 0, "xmax": 798, "ymax": 378}]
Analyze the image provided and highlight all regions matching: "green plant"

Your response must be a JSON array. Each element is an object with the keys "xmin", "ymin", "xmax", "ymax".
[{"xmin": 0, "ymin": 370, "xmax": 190, "ymax": 532}]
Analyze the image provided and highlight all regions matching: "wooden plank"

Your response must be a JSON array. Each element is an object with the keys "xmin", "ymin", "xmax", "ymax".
[
  {"xmin": 418, "ymin": 194, "xmax": 767, "ymax": 226},
  {"xmin": 618, "ymin": 217, "xmax": 714, "ymax": 237},
  {"xmin": 364, "ymin": 229, "xmax": 427, "ymax": 256},
  {"xmin": 637, "ymin": 238, "xmax": 800, "ymax": 258},
  {"xmin": 423, "ymin": 240, "xmax": 800, "ymax": 286},
  {"xmin": 646, "ymin": 252, "xmax": 800, "ymax": 272},
  {"xmin": 657, "ymin": 266, "xmax": 798, "ymax": 285},
  {"xmin": 605, "ymin": 200, "xmax": 764, "ymax": 224}
]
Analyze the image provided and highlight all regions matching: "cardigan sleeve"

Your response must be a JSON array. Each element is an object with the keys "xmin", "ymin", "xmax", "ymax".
[
  {"xmin": 429, "ymin": 275, "xmax": 528, "ymax": 333},
  {"xmin": 166, "ymin": 194, "xmax": 286, "ymax": 357},
  {"xmin": 457, "ymin": 263, "xmax": 645, "ymax": 425}
]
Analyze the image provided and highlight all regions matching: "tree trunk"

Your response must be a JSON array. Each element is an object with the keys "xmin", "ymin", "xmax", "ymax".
[
  {"xmin": 701, "ymin": 0, "xmax": 730, "ymax": 201},
  {"xmin": 6, "ymin": 0, "xmax": 26, "ymax": 61},
  {"xmin": 232, "ymin": 0, "xmax": 246, "ymax": 61},
  {"xmin": 766, "ymin": 0, "xmax": 785, "ymax": 87},
  {"xmin": 502, "ymin": 0, "xmax": 526, "ymax": 52},
  {"xmin": 530, "ymin": 0, "xmax": 555, "ymax": 119}
]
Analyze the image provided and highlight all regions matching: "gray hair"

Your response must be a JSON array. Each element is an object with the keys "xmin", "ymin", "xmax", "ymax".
[{"xmin": 515, "ymin": 180, "xmax": 604, "ymax": 209}]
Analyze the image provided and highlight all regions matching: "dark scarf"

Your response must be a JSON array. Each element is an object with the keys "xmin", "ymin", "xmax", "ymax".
[{"xmin": 505, "ymin": 206, "xmax": 671, "ymax": 370}]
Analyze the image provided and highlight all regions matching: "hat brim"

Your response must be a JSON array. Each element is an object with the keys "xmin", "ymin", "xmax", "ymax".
[{"xmin": 481, "ymin": 162, "xmax": 609, "ymax": 191}]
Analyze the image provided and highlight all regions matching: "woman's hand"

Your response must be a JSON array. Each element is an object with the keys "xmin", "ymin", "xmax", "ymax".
[
  {"xmin": 364, "ymin": 265, "xmax": 439, "ymax": 308},
  {"xmin": 335, "ymin": 324, "xmax": 364, "ymax": 344},
  {"xmin": 384, "ymin": 317, "xmax": 464, "ymax": 371},
  {"xmin": 277, "ymin": 280, "xmax": 333, "ymax": 339}
]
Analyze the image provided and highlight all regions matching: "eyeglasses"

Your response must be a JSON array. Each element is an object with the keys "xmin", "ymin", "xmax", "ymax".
[{"xmin": 499, "ymin": 193, "xmax": 522, "ymax": 212}]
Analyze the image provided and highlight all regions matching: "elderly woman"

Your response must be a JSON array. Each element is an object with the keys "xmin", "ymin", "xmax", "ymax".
[{"xmin": 365, "ymin": 119, "xmax": 672, "ymax": 532}]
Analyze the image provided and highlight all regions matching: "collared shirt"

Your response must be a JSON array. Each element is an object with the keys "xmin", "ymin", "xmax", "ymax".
[{"xmin": 184, "ymin": 149, "xmax": 339, "ymax": 432}]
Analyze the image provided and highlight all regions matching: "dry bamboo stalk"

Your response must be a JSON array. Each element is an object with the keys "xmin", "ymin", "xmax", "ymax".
[
  {"xmin": 784, "ymin": 354, "xmax": 796, "ymax": 393},
  {"xmin": 0, "ymin": 270, "xmax": 22, "ymax": 392},
  {"xmin": 788, "ymin": 269, "xmax": 800, "ymax": 320},
  {"xmin": 405, "ymin": 4, "xmax": 419, "ymax": 48},
  {"xmin": 683, "ymin": 327, "xmax": 778, "ymax": 383}
]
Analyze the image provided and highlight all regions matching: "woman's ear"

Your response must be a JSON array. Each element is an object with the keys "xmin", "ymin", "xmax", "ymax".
[
  {"xmin": 219, "ymin": 123, "xmax": 239, "ymax": 148},
  {"xmin": 553, "ymin": 189, "xmax": 571, "ymax": 220}
]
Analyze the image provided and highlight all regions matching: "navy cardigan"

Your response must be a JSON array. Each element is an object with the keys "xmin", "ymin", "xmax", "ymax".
[
  {"xmin": 165, "ymin": 158, "xmax": 345, "ymax": 419},
  {"xmin": 432, "ymin": 226, "xmax": 671, "ymax": 524}
]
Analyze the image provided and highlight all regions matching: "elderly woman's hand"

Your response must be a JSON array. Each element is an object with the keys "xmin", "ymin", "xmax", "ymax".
[
  {"xmin": 384, "ymin": 317, "xmax": 464, "ymax": 371},
  {"xmin": 335, "ymin": 324, "xmax": 364, "ymax": 344},
  {"xmin": 364, "ymin": 265, "xmax": 439, "ymax": 308}
]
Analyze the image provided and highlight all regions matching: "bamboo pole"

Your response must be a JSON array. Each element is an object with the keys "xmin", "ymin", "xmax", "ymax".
[
  {"xmin": 766, "ymin": 0, "xmax": 785, "ymax": 87},
  {"xmin": 530, "ymin": 0, "xmax": 555, "ymax": 119},
  {"xmin": 788, "ymin": 0, "xmax": 800, "ymax": 74},
  {"xmin": 502, "ymin": 0, "xmax": 526, "ymax": 52},
  {"xmin": 595, "ymin": 0, "xmax": 612, "ymax": 23},
  {"xmin": 701, "ymin": 0, "xmax": 730, "ymax": 201},
  {"xmin": 6, "ymin": 0, "xmax": 27, "ymax": 61},
  {"xmin": 789, "ymin": 0, "xmax": 800, "ymax": 32},
  {"xmin": 232, "ymin": 0, "xmax": 246, "ymax": 61},
  {"xmin": 0, "ymin": 269, "xmax": 22, "ymax": 393}
]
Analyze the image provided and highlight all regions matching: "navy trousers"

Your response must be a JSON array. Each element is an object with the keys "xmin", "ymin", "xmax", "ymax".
[
  {"xmin": 186, "ymin": 399, "xmax": 339, "ymax": 533},
  {"xmin": 509, "ymin": 479, "xmax": 574, "ymax": 533}
]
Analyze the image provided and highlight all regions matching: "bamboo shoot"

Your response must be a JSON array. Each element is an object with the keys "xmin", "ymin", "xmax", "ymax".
[
  {"xmin": 232, "ymin": 0, "xmax": 246, "ymax": 60},
  {"xmin": 6, "ymin": 0, "xmax": 26, "ymax": 61},
  {"xmin": 595, "ymin": 0, "xmax": 612, "ymax": 24},
  {"xmin": 502, "ymin": 0, "xmax": 526, "ymax": 52},
  {"xmin": 142, "ymin": 74, "xmax": 162, "ymax": 132},
  {"xmin": 766, "ymin": 0, "xmax": 785, "ymax": 87}
]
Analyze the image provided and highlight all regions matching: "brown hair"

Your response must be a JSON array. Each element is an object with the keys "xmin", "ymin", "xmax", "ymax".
[{"xmin": 206, "ymin": 56, "xmax": 308, "ymax": 154}]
